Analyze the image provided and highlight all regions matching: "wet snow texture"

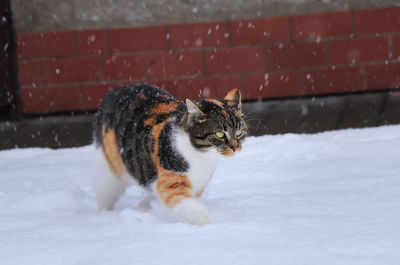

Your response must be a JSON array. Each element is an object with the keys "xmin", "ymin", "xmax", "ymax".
[{"xmin": 0, "ymin": 125, "xmax": 399, "ymax": 265}]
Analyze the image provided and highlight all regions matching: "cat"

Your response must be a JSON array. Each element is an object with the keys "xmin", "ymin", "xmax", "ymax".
[{"xmin": 92, "ymin": 84, "xmax": 247, "ymax": 225}]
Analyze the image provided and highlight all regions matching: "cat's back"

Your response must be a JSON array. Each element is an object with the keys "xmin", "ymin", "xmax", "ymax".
[
  {"xmin": 99, "ymin": 84, "xmax": 174, "ymax": 110},
  {"xmin": 93, "ymin": 84, "xmax": 180, "ymax": 145}
]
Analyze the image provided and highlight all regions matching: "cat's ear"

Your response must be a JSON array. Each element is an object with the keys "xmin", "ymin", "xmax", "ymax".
[
  {"xmin": 224, "ymin": 88, "xmax": 242, "ymax": 109},
  {"xmin": 186, "ymin": 99, "xmax": 207, "ymax": 123},
  {"xmin": 186, "ymin": 99, "xmax": 205, "ymax": 115}
]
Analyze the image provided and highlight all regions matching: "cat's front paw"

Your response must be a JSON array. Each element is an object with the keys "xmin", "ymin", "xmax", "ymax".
[{"xmin": 172, "ymin": 198, "xmax": 212, "ymax": 226}]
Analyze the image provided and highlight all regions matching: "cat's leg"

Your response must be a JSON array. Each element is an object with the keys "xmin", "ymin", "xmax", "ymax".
[
  {"xmin": 92, "ymin": 146, "xmax": 126, "ymax": 211},
  {"xmin": 171, "ymin": 198, "xmax": 212, "ymax": 225},
  {"xmin": 138, "ymin": 192, "xmax": 154, "ymax": 209},
  {"xmin": 154, "ymin": 169, "xmax": 211, "ymax": 225}
]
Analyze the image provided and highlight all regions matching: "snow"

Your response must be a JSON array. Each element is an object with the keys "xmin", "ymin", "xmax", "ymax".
[{"xmin": 1, "ymin": 125, "xmax": 400, "ymax": 265}]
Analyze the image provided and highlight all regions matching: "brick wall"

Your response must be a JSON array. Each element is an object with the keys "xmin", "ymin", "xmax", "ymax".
[{"xmin": 17, "ymin": 6, "xmax": 400, "ymax": 114}]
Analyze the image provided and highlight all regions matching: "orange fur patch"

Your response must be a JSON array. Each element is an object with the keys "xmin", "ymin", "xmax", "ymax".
[
  {"xmin": 150, "ymin": 117, "xmax": 174, "ymax": 166},
  {"xmin": 139, "ymin": 92, "xmax": 148, "ymax": 100},
  {"xmin": 149, "ymin": 102, "xmax": 179, "ymax": 115},
  {"xmin": 151, "ymin": 117, "xmax": 193, "ymax": 207},
  {"xmin": 144, "ymin": 117, "xmax": 157, "ymax": 127},
  {"xmin": 224, "ymin": 88, "xmax": 240, "ymax": 101},
  {"xmin": 144, "ymin": 102, "xmax": 179, "ymax": 126},
  {"xmin": 221, "ymin": 149, "xmax": 235, "ymax": 157},
  {"xmin": 208, "ymin": 99, "xmax": 229, "ymax": 117},
  {"xmin": 221, "ymin": 146, "xmax": 241, "ymax": 157},
  {"xmin": 102, "ymin": 125, "xmax": 126, "ymax": 178},
  {"xmin": 207, "ymin": 99, "xmax": 223, "ymax": 107},
  {"xmin": 156, "ymin": 168, "xmax": 192, "ymax": 207}
]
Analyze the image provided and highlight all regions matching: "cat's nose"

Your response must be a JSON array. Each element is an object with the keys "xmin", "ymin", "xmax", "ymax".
[{"xmin": 230, "ymin": 140, "xmax": 239, "ymax": 151}]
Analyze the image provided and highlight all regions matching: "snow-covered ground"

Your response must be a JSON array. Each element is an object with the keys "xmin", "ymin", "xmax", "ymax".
[{"xmin": 1, "ymin": 125, "xmax": 399, "ymax": 265}]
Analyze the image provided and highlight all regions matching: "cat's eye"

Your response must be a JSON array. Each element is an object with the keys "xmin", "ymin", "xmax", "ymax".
[
  {"xmin": 215, "ymin": 132, "xmax": 225, "ymax": 139},
  {"xmin": 236, "ymin": 130, "xmax": 242, "ymax": 137}
]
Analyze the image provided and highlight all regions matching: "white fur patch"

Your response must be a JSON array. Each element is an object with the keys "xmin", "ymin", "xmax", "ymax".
[
  {"xmin": 172, "ymin": 198, "xmax": 212, "ymax": 225},
  {"xmin": 92, "ymin": 145, "xmax": 137, "ymax": 210},
  {"xmin": 173, "ymin": 128, "xmax": 221, "ymax": 195}
]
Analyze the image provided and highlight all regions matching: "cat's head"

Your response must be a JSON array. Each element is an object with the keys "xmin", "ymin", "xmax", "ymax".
[{"xmin": 185, "ymin": 89, "xmax": 247, "ymax": 156}]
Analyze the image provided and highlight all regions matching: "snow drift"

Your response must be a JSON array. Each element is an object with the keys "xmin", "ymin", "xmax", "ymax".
[{"xmin": 0, "ymin": 125, "xmax": 399, "ymax": 265}]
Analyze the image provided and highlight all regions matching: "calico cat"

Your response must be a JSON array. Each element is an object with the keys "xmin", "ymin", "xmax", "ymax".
[{"xmin": 92, "ymin": 84, "xmax": 247, "ymax": 225}]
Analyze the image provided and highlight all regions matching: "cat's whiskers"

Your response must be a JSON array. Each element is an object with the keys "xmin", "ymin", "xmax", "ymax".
[{"xmin": 243, "ymin": 109, "xmax": 257, "ymax": 118}]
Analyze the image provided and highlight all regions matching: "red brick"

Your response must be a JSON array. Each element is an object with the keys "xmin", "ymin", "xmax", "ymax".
[
  {"xmin": 78, "ymin": 30, "xmax": 108, "ymax": 55},
  {"xmin": 103, "ymin": 55, "xmax": 144, "ymax": 81},
  {"xmin": 242, "ymin": 72, "xmax": 302, "ymax": 99},
  {"xmin": 41, "ymin": 32, "xmax": 77, "ymax": 57},
  {"xmin": 392, "ymin": 35, "xmax": 400, "ymax": 60},
  {"xmin": 230, "ymin": 17, "xmax": 290, "ymax": 45},
  {"xmin": 22, "ymin": 86, "xmax": 82, "ymax": 113},
  {"xmin": 148, "ymin": 80, "xmax": 181, "ymax": 98},
  {"xmin": 206, "ymin": 47, "xmax": 264, "ymax": 74},
  {"xmin": 81, "ymin": 83, "xmax": 116, "ymax": 109},
  {"xmin": 145, "ymin": 51, "xmax": 203, "ymax": 78},
  {"xmin": 365, "ymin": 63, "xmax": 400, "ymax": 90},
  {"xmin": 109, "ymin": 26, "xmax": 168, "ymax": 52},
  {"xmin": 303, "ymin": 67, "xmax": 365, "ymax": 95},
  {"xmin": 266, "ymin": 42, "xmax": 327, "ymax": 70},
  {"xmin": 169, "ymin": 21, "xmax": 229, "ymax": 49},
  {"xmin": 355, "ymin": 6, "xmax": 400, "ymax": 35},
  {"xmin": 292, "ymin": 11, "xmax": 353, "ymax": 41},
  {"xmin": 329, "ymin": 36, "xmax": 390, "ymax": 65},
  {"xmin": 16, "ymin": 31, "xmax": 78, "ymax": 59},
  {"xmin": 18, "ymin": 60, "xmax": 41, "ymax": 87},
  {"xmin": 16, "ymin": 33, "xmax": 41, "ymax": 59},
  {"xmin": 42, "ymin": 57, "xmax": 101, "ymax": 84},
  {"xmin": 181, "ymin": 75, "xmax": 240, "ymax": 100}
]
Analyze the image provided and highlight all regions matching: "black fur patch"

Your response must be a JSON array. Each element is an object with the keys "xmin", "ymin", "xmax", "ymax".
[{"xmin": 158, "ymin": 123, "xmax": 189, "ymax": 172}]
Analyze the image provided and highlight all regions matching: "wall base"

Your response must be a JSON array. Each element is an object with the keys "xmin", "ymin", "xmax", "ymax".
[{"xmin": 1, "ymin": 91, "xmax": 399, "ymax": 150}]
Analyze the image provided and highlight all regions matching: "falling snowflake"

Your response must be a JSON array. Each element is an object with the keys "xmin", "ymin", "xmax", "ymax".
[
  {"xmin": 247, "ymin": 22, "xmax": 255, "ymax": 29},
  {"xmin": 87, "ymin": 35, "xmax": 96, "ymax": 44}
]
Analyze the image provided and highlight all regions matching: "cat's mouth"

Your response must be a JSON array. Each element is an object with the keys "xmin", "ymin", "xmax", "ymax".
[{"xmin": 219, "ymin": 146, "xmax": 241, "ymax": 156}]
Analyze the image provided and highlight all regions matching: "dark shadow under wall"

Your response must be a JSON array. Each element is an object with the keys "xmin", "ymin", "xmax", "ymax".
[
  {"xmin": 1, "ymin": 90, "xmax": 400, "ymax": 150},
  {"xmin": 243, "ymin": 90, "xmax": 400, "ymax": 136}
]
